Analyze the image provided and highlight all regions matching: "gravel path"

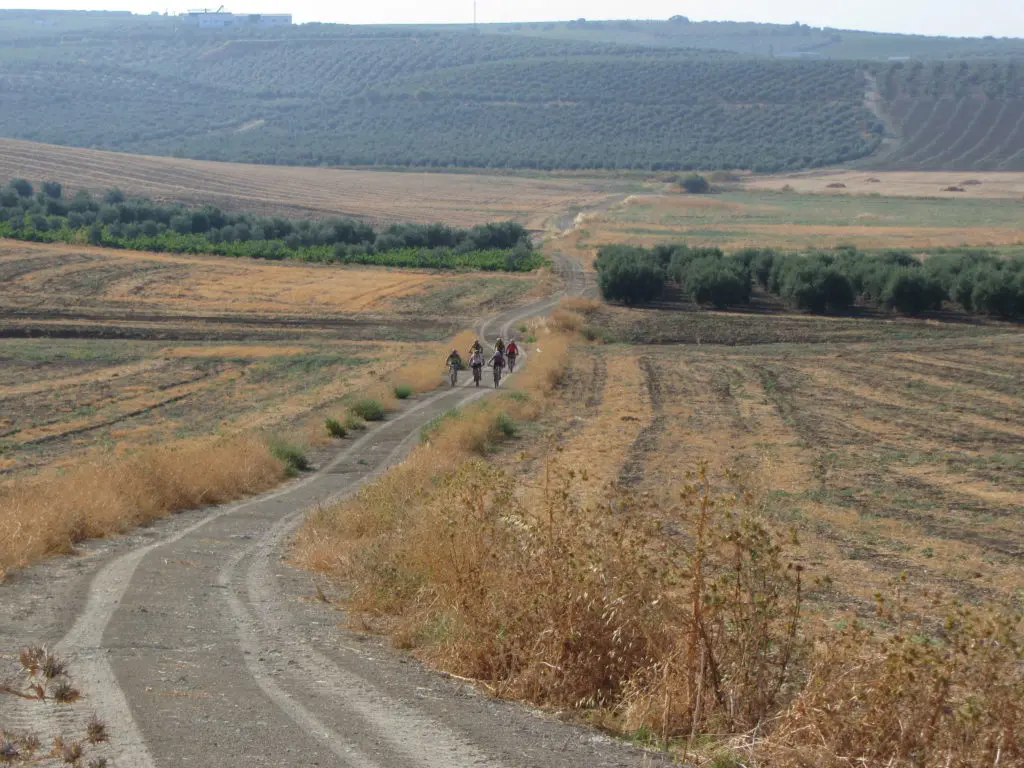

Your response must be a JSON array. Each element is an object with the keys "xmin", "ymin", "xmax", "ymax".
[{"xmin": 0, "ymin": 250, "xmax": 661, "ymax": 767}]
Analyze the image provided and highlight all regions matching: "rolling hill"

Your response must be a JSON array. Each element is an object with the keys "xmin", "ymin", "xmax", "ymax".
[
  {"xmin": 0, "ymin": 10, "xmax": 1021, "ymax": 172},
  {"xmin": 869, "ymin": 61, "xmax": 1024, "ymax": 170}
]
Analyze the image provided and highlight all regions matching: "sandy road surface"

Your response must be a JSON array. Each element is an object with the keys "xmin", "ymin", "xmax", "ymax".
[{"xmin": 0, "ymin": 250, "xmax": 658, "ymax": 767}]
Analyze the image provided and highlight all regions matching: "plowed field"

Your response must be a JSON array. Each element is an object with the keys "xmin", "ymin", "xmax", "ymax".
[{"xmin": 523, "ymin": 323, "xmax": 1024, "ymax": 622}]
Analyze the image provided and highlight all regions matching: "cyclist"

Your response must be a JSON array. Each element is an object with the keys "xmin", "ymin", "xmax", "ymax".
[
  {"xmin": 468, "ymin": 339, "xmax": 483, "ymax": 358},
  {"xmin": 494, "ymin": 336, "xmax": 506, "ymax": 356},
  {"xmin": 505, "ymin": 339, "xmax": 519, "ymax": 372},
  {"xmin": 446, "ymin": 349, "xmax": 463, "ymax": 386},
  {"xmin": 469, "ymin": 348, "xmax": 485, "ymax": 386},
  {"xmin": 488, "ymin": 348, "xmax": 505, "ymax": 387}
]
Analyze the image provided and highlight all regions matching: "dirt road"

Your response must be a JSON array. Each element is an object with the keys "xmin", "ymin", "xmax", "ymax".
[{"xmin": 0, "ymin": 251, "xmax": 656, "ymax": 767}]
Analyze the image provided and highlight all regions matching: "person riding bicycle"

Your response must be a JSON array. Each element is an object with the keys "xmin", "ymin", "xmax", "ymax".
[
  {"xmin": 468, "ymin": 339, "xmax": 483, "ymax": 357},
  {"xmin": 446, "ymin": 349, "xmax": 463, "ymax": 370},
  {"xmin": 494, "ymin": 336, "xmax": 506, "ymax": 356},
  {"xmin": 489, "ymin": 348, "xmax": 505, "ymax": 370},
  {"xmin": 469, "ymin": 349, "xmax": 484, "ymax": 370},
  {"xmin": 506, "ymin": 339, "xmax": 519, "ymax": 361}
]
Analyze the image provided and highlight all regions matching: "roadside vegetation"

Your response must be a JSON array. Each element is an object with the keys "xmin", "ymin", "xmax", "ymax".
[
  {"xmin": 0, "ymin": 434, "xmax": 287, "ymax": 578},
  {"xmin": 0, "ymin": 179, "xmax": 542, "ymax": 271},
  {"xmin": 595, "ymin": 242, "xmax": 1024, "ymax": 318}
]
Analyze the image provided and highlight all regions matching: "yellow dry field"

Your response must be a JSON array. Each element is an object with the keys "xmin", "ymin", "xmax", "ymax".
[
  {"xmin": 0, "ymin": 240, "xmax": 490, "ymax": 316},
  {"xmin": 742, "ymin": 169, "xmax": 1024, "ymax": 199},
  {"xmin": 0, "ymin": 138, "xmax": 624, "ymax": 228},
  {"xmin": 562, "ymin": 191, "xmax": 1024, "ymax": 252},
  {"xmin": 0, "ymin": 240, "xmax": 540, "ymax": 479},
  {"xmin": 526, "ymin": 328, "xmax": 1024, "ymax": 621}
]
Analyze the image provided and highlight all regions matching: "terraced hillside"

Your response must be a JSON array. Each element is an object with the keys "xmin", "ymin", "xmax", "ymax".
[
  {"xmin": 872, "ymin": 61, "xmax": 1024, "ymax": 170},
  {"xmin": 0, "ymin": 11, "xmax": 879, "ymax": 171}
]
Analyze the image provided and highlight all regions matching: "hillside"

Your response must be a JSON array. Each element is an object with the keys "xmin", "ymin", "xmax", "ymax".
[
  {"xmin": 868, "ymin": 61, "xmax": 1024, "ymax": 170},
  {"xmin": 476, "ymin": 18, "xmax": 1024, "ymax": 60},
  {"xmin": 0, "ymin": 11, "xmax": 878, "ymax": 172},
  {"xmin": 0, "ymin": 11, "xmax": 1021, "ymax": 172}
]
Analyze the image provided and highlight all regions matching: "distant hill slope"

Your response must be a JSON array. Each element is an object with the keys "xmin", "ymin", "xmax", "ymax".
[
  {"xmin": 473, "ymin": 19, "xmax": 1024, "ymax": 61},
  {"xmin": 869, "ymin": 61, "xmax": 1024, "ymax": 170},
  {"xmin": 0, "ymin": 11, "xmax": 1019, "ymax": 172}
]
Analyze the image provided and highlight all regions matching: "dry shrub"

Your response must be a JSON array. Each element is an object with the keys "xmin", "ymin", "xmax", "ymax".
[
  {"xmin": 1, "ymin": 647, "xmax": 108, "ymax": 765},
  {"xmin": 549, "ymin": 307, "xmax": 585, "ymax": 333},
  {"xmin": 388, "ymin": 329, "xmax": 477, "ymax": 393},
  {"xmin": 760, "ymin": 593, "xmax": 1024, "ymax": 768},
  {"xmin": 559, "ymin": 296, "xmax": 602, "ymax": 314},
  {"xmin": 299, "ymin": 459, "xmax": 804, "ymax": 744},
  {"xmin": 0, "ymin": 434, "xmax": 286, "ymax": 576}
]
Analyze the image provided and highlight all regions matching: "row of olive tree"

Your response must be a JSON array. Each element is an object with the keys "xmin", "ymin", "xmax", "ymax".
[
  {"xmin": 595, "ymin": 242, "xmax": 1024, "ymax": 319},
  {"xmin": 0, "ymin": 178, "xmax": 532, "ymax": 255}
]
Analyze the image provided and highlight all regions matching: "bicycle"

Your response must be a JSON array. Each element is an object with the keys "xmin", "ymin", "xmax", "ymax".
[
  {"xmin": 472, "ymin": 364, "xmax": 483, "ymax": 387},
  {"xmin": 449, "ymin": 360, "xmax": 459, "ymax": 387}
]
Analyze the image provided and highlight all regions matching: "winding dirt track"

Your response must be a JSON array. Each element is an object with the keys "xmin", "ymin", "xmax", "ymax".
[{"xmin": 0, "ymin": 252, "xmax": 657, "ymax": 767}]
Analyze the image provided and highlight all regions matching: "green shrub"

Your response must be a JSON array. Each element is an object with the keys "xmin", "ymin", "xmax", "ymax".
[
  {"xmin": 325, "ymin": 417, "xmax": 347, "ymax": 438},
  {"xmin": 267, "ymin": 437, "xmax": 310, "ymax": 475},
  {"xmin": 595, "ymin": 246, "xmax": 665, "ymax": 305},
  {"xmin": 680, "ymin": 173, "xmax": 711, "ymax": 194},
  {"xmin": 971, "ymin": 269, "xmax": 1024, "ymax": 318},
  {"xmin": 495, "ymin": 412, "xmax": 517, "ymax": 438},
  {"xmin": 392, "ymin": 384, "xmax": 413, "ymax": 400},
  {"xmin": 343, "ymin": 412, "xmax": 366, "ymax": 432},
  {"xmin": 782, "ymin": 264, "xmax": 854, "ymax": 314},
  {"xmin": 883, "ymin": 270, "xmax": 947, "ymax": 314},
  {"xmin": 351, "ymin": 399, "xmax": 385, "ymax": 422}
]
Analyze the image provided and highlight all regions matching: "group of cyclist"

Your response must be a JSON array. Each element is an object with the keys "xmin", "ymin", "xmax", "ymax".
[{"xmin": 446, "ymin": 336, "xmax": 519, "ymax": 387}]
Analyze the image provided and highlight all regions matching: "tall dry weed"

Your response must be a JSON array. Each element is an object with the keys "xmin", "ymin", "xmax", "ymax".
[
  {"xmin": 299, "ymin": 455, "xmax": 804, "ymax": 742},
  {"xmin": 0, "ymin": 434, "xmax": 285, "ymax": 576},
  {"xmin": 759, "ymin": 588, "xmax": 1024, "ymax": 768}
]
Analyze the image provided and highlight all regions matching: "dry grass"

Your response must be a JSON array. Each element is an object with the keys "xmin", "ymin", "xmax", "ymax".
[
  {"xmin": 0, "ymin": 434, "xmax": 286, "ymax": 577},
  {"xmin": 0, "ymin": 240, "xmax": 486, "ymax": 317},
  {"xmin": 0, "ymin": 138, "xmax": 624, "ymax": 228}
]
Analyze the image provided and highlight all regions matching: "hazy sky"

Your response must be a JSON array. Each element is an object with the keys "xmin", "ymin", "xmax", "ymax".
[{"xmin": 11, "ymin": 0, "xmax": 1024, "ymax": 37}]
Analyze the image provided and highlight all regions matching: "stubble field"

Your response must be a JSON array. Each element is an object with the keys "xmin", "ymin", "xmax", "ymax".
[
  {"xmin": 517, "ymin": 315, "xmax": 1024, "ymax": 620},
  {"xmin": 0, "ymin": 240, "xmax": 542, "ymax": 478}
]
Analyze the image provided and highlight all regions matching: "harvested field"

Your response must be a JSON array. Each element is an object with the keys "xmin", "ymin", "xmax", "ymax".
[
  {"xmin": 0, "ymin": 240, "xmax": 540, "ymax": 477},
  {"xmin": 517, "ymin": 321, "xmax": 1024, "ymax": 621},
  {"xmin": 0, "ymin": 138, "xmax": 630, "ymax": 228}
]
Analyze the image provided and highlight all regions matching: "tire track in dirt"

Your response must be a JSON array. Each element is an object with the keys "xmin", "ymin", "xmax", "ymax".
[{"xmin": 617, "ymin": 356, "xmax": 667, "ymax": 487}]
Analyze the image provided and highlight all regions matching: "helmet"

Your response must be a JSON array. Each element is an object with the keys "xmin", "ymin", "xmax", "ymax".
[
  {"xmin": 451, "ymin": 349, "xmax": 458, "ymax": 355},
  {"xmin": 496, "ymin": 336, "xmax": 503, "ymax": 342}
]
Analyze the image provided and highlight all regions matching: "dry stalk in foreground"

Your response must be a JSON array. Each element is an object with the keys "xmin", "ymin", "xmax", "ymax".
[
  {"xmin": 0, "ymin": 434, "xmax": 286, "ymax": 577},
  {"xmin": 1, "ymin": 647, "xmax": 108, "ymax": 766}
]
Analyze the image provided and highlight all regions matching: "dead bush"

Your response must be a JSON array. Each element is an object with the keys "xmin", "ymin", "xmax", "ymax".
[
  {"xmin": 759, "ymin": 587, "xmax": 1024, "ymax": 768},
  {"xmin": 0, "ymin": 434, "xmax": 286, "ymax": 576}
]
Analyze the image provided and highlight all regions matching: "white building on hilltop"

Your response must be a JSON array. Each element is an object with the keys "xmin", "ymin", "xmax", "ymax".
[{"xmin": 181, "ymin": 9, "xmax": 292, "ymax": 28}]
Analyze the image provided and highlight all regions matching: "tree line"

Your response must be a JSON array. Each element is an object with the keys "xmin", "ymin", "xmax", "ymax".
[
  {"xmin": 596, "ymin": 242, "xmax": 1024, "ymax": 319},
  {"xmin": 0, "ymin": 178, "xmax": 541, "ymax": 272}
]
